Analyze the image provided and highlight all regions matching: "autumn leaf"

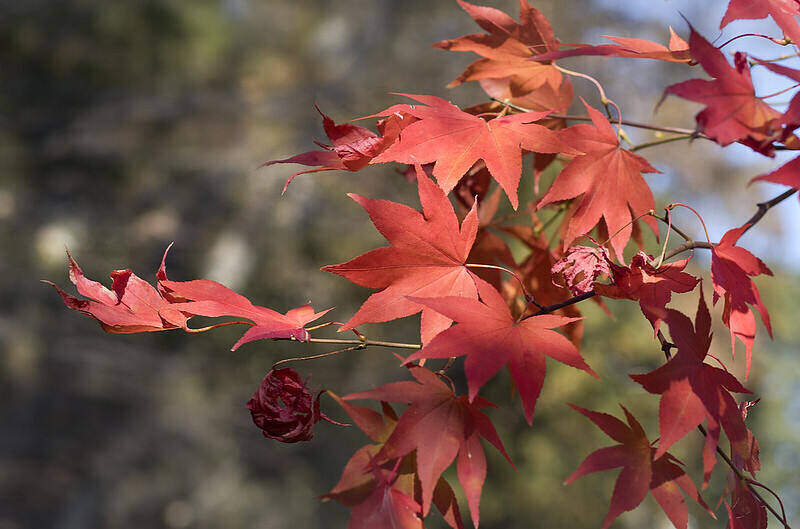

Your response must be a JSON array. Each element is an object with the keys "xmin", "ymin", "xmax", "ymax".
[
  {"xmin": 750, "ymin": 153, "xmax": 800, "ymax": 197},
  {"xmin": 325, "ymin": 394, "xmax": 466, "ymax": 529},
  {"xmin": 263, "ymin": 105, "xmax": 410, "ymax": 193},
  {"xmin": 323, "ymin": 164, "xmax": 481, "ymax": 344},
  {"xmin": 629, "ymin": 290, "xmax": 751, "ymax": 485},
  {"xmin": 158, "ymin": 247, "xmax": 332, "ymax": 350},
  {"xmin": 710, "ymin": 224, "xmax": 773, "ymax": 378},
  {"xmin": 721, "ymin": 0, "xmax": 800, "ymax": 46},
  {"xmin": 566, "ymin": 404, "xmax": 713, "ymax": 529},
  {"xmin": 434, "ymin": 0, "xmax": 572, "ymax": 111},
  {"xmin": 405, "ymin": 277, "xmax": 597, "ymax": 424},
  {"xmin": 662, "ymin": 26, "xmax": 781, "ymax": 150},
  {"xmin": 721, "ymin": 401, "xmax": 766, "ymax": 529},
  {"xmin": 533, "ymin": 28, "xmax": 691, "ymax": 63},
  {"xmin": 552, "ymin": 241, "xmax": 612, "ymax": 296},
  {"xmin": 46, "ymin": 249, "xmax": 188, "ymax": 333},
  {"xmin": 369, "ymin": 94, "xmax": 577, "ymax": 209},
  {"xmin": 537, "ymin": 99, "xmax": 659, "ymax": 261},
  {"xmin": 594, "ymin": 252, "xmax": 699, "ymax": 335},
  {"xmin": 344, "ymin": 365, "xmax": 511, "ymax": 527}
]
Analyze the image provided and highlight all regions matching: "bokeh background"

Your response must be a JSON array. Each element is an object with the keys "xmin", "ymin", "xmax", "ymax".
[{"xmin": 1, "ymin": 1, "xmax": 798, "ymax": 528}]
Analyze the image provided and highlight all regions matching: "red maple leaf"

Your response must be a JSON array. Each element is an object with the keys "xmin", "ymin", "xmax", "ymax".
[
  {"xmin": 662, "ymin": 27, "xmax": 781, "ymax": 150},
  {"xmin": 750, "ymin": 153, "xmax": 800, "ymax": 196},
  {"xmin": 566, "ymin": 404, "xmax": 713, "ymax": 529},
  {"xmin": 434, "ymin": 0, "xmax": 572, "ymax": 111},
  {"xmin": 46, "ymin": 250, "xmax": 188, "ymax": 333},
  {"xmin": 721, "ymin": 402, "xmax": 766, "ymax": 529},
  {"xmin": 534, "ymin": 28, "xmax": 691, "ymax": 63},
  {"xmin": 405, "ymin": 277, "xmax": 598, "ymax": 424},
  {"xmin": 594, "ymin": 252, "xmax": 699, "ymax": 335},
  {"xmin": 629, "ymin": 291, "xmax": 751, "ymax": 485},
  {"xmin": 537, "ymin": 100, "xmax": 659, "ymax": 261},
  {"xmin": 710, "ymin": 224, "xmax": 773, "ymax": 378},
  {"xmin": 369, "ymin": 94, "xmax": 577, "ymax": 209},
  {"xmin": 721, "ymin": 0, "xmax": 800, "ymax": 46},
  {"xmin": 158, "ymin": 247, "xmax": 331, "ymax": 350},
  {"xmin": 323, "ymin": 165, "xmax": 481, "ymax": 344},
  {"xmin": 344, "ymin": 365, "xmax": 511, "ymax": 527},
  {"xmin": 263, "ymin": 105, "xmax": 411, "ymax": 193}
]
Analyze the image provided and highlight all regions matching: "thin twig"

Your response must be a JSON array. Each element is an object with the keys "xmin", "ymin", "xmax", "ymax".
[
  {"xmin": 697, "ymin": 426, "xmax": 792, "ymax": 529},
  {"xmin": 489, "ymin": 97, "xmax": 710, "ymax": 137},
  {"xmin": 307, "ymin": 337, "xmax": 421, "ymax": 349},
  {"xmin": 272, "ymin": 344, "xmax": 365, "ymax": 369}
]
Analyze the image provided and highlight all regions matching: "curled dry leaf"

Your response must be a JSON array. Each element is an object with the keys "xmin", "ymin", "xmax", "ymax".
[
  {"xmin": 551, "ymin": 242, "xmax": 612, "ymax": 296},
  {"xmin": 46, "ymin": 249, "xmax": 188, "ymax": 333},
  {"xmin": 247, "ymin": 368, "xmax": 326, "ymax": 443}
]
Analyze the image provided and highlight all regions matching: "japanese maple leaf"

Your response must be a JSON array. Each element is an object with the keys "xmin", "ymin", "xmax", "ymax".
[
  {"xmin": 344, "ymin": 365, "xmax": 511, "ymax": 527},
  {"xmin": 710, "ymin": 224, "xmax": 773, "ymax": 378},
  {"xmin": 537, "ymin": 100, "xmax": 659, "ymax": 261},
  {"xmin": 434, "ymin": 0, "xmax": 571, "ymax": 111},
  {"xmin": 325, "ymin": 395, "xmax": 466, "ymax": 529},
  {"xmin": 566, "ymin": 404, "xmax": 713, "ymax": 529},
  {"xmin": 630, "ymin": 291, "xmax": 751, "ymax": 485},
  {"xmin": 323, "ymin": 165, "xmax": 481, "ymax": 344},
  {"xmin": 750, "ymin": 153, "xmax": 800, "ymax": 197},
  {"xmin": 46, "ymin": 250, "xmax": 188, "ymax": 333},
  {"xmin": 552, "ymin": 241, "xmax": 612, "ymax": 296},
  {"xmin": 369, "ymin": 94, "xmax": 577, "ymax": 209},
  {"xmin": 405, "ymin": 277, "xmax": 598, "ymax": 424},
  {"xmin": 159, "ymin": 248, "xmax": 331, "ymax": 350},
  {"xmin": 534, "ymin": 28, "xmax": 691, "ymax": 63},
  {"xmin": 263, "ymin": 105, "xmax": 410, "ymax": 193},
  {"xmin": 594, "ymin": 252, "xmax": 699, "ymax": 335},
  {"xmin": 662, "ymin": 27, "xmax": 781, "ymax": 149},
  {"xmin": 721, "ymin": 0, "xmax": 800, "ymax": 46},
  {"xmin": 493, "ymin": 224, "xmax": 586, "ymax": 347},
  {"xmin": 722, "ymin": 402, "xmax": 766, "ymax": 529}
]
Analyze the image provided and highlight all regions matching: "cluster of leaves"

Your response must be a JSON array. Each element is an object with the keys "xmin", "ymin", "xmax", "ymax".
[{"xmin": 49, "ymin": 1, "xmax": 800, "ymax": 528}]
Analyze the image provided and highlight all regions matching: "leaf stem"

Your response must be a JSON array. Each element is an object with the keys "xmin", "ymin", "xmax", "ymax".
[
  {"xmin": 630, "ymin": 134, "xmax": 696, "ymax": 152},
  {"xmin": 697, "ymin": 425, "xmax": 792, "ymax": 529},
  {"xmin": 272, "ymin": 344, "xmax": 365, "ymax": 369},
  {"xmin": 185, "ymin": 320, "xmax": 254, "ymax": 333},
  {"xmin": 307, "ymin": 337, "xmax": 421, "ymax": 349},
  {"xmin": 490, "ymin": 97, "xmax": 709, "ymax": 138},
  {"xmin": 465, "ymin": 263, "xmax": 544, "ymax": 310},
  {"xmin": 666, "ymin": 202, "xmax": 711, "ymax": 244}
]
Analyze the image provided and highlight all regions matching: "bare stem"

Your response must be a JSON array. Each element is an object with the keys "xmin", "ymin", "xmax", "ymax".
[
  {"xmin": 307, "ymin": 337, "xmax": 421, "ymax": 350},
  {"xmin": 489, "ymin": 97, "xmax": 709, "ymax": 138},
  {"xmin": 185, "ymin": 320, "xmax": 253, "ymax": 333},
  {"xmin": 272, "ymin": 344, "xmax": 365, "ymax": 369}
]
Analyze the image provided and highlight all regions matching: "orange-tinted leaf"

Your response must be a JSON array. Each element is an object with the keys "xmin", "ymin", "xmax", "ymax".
[
  {"xmin": 537, "ymin": 100, "xmax": 659, "ymax": 261},
  {"xmin": 710, "ymin": 224, "xmax": 773, "ymax": 378},
  {"xmin": 534, "ymin": 28, "xmax": 690, "ymax": 63},
  {"xmin": 323, "ymin": 165, "xmax": 480, "ymax": 344},
  {"xmin": 370, "ymin": 94, "xmax": 576, "ymax": 209},
  {"xmin": 435, "ymin": 0, "xmax": 572, "ymax": 111},
  {"xmin": 406, "ymin": 278, "xmax": 597, "ymax": 424}
]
